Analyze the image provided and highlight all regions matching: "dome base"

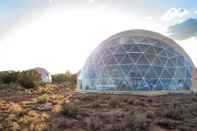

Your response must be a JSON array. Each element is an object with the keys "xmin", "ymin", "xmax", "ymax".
[{"xmin": 76, "ymin": 89, "xmax": 192, "ymax": 96}]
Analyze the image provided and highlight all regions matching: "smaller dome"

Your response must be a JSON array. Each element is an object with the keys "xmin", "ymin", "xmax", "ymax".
[{"xmin": 33, "ymin": 67, "xmax": 52, "ymax": 83}]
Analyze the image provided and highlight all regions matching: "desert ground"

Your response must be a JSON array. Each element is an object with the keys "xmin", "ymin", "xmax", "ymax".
[{"xmin": 0, "ymin": 84, "xmax": 197, "ymax": 131}]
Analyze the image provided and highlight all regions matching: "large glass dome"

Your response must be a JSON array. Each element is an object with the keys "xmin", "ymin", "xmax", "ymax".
[{"xmin": 78, "ymin": 30, "xmax": 193, "ymax": 91}]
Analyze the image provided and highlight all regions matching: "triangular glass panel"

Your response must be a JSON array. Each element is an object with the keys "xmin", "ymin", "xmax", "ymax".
[
  {"xmin": 186, "ymin": 69, "xmax": 192, "ymax": 78},
  {"xmin": 128, "ymin": 53, "xmax": 141, "ymax": 63},
  {"xmin": 88, "ymin": 70, "xmax": 97, "ymax": 79},
  {"xmin": 150, "ymin": 79, "xmax": 158, "ymax": 90},
  {"xmin": 159, "ymin": 79, "xmax": 166, "ymax": 90},
  {"xmin": 103, "ymin": 56, "xmax": 109, "ymax": 65},
  {"xmin": 132, "ymin": 45, "xmax": 141, "ymax": 52},
  {"xmin": 153, "ymin": 57, "xmax": 163, "ymax": 65},
  {"xmin": 114, "ymin": 54, "xmax": 124, "ymax": 64},
  {"xmin": 125, "ymin": 77, "xmax": 135, "ymax": 89},
  {"xmin": 161, "ymin": 79, "xmax": 171, "ymax": 90},
  {"xmin": 146, "ymin": 46, "xmax": 157, "ymax": 55},
  {"xmin": 119, "ymin": 80, "xmax": 130, "ymax": 91},
  {"xmin": 176, "ymin": 56, "xmax": 184, "ymax": 66},
  {"xmin": 184, "ymin": 79, "xmax": 192, "ymax": 89},
  {"xmin": 137, "ymin": 65, "xmax": 149, "ymax": 75},
  {"xmin": 128, "ymin": 65, "xmax": 141, "ymax": 78},
  {"xmin": 137, "ymin": 55, "xmax": 150, "ymax": 64},
  {"xmin": 154, "ymin": 47, "xmax": 163, "ymax": 54},
  {"xmin": 101, "ymin": 68, "xmax": 109, "ymax": 78},
  {"xmin": 115, "ymin": 46, "xmax": 125, "ymax": 54},
  {"xmin": 152, "ymin": 80, "xmax": 163, "ymax": 90},
  {"xmin": 146, "ymin": 67, "xmax": 157, "ymax": 78},
  {"xmin": 120, "ymin": 54, "xmax": 133, "ymax": 64},
  {"xmin": 174, "ymin": 68, "xmax": 185, "ymax": 78},
  {"xmin": 149, "ymin": 66, "xmax": 157, "ymax": 74},
  {"xmin": 111, "ymin": 67, "xmax": 123, "ymax": 78},
  {"xmin": 144, "ymin": 54, "xmax": 155, "ymax": 64},
  {"xmin": 138, "ymin": 44, "xmax": 149, "ymax": 52},
  {"xmin": 111, "ymin": 56, "xmax": 117, "ymax": 64},
  {"xmin": 170, "ymin": 58, "xmax": 177, "ymax": 66},
  {"xmin": 136, "ymin": 79, "xmax": 151, "ymax": 90},
  {"xmin": 102, "ymin": 48, "xmax": 111, "ymax": 58},
  {"xmin": 108, "ymin": 46, "xmax": 118, "ymax": 55},
  {"xmin": 106, "ymin": 56, "xmax": 116, "ymax": 65},
  {"xmin": 159, "ymin": 50, "xmax": 168, "ymax": 57},
  {"xmin": 126, "ymin": 45, "xmax": 134, "ymax": 52},
  {"xmin": 159, "ymin": 57, "xmax": 168, "ymax": 65},
  {"xmin": 97, "ymin": 56, "xmax": 105, "ymax": 65},
  {"xmin": 160, "ymin": 69, "xmax": 171, "ymax": 78},
  {"xmin": 168, "ymin": 80, "xmax": 177, "ymax": 90},
  {"xmin": 166, "ymin": 49, "xmax": 175, "ymax": 58},
  {"xmin": 114, "ymin": 79, "xmax": 122, "ymax": 89},
  {"xmin": 120, "ymin": 65, "xmax": 133, "ymax": 75},
  {"xmin": 167, "ymin": 68, "xmax": 175, "ymax": 78},
  {"xmin": 122, "ymin": 44, "xmax": 132, "ymax": 52},
  {"xmin": 166, "ymin": 59, "xmax": 174, "ymax": 67}
]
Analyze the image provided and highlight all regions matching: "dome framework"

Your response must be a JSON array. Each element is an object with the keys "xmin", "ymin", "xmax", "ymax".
[{"xmin": 78, "ymin": 30, "xmax": 193, "ymax": 91}]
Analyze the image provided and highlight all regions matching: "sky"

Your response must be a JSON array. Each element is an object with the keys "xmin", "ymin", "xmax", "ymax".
[{"xmin": 0, "ymin": 0, "xmax": 197, "ymax": 74}]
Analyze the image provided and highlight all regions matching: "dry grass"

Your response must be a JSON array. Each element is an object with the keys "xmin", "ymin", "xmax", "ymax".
[{"xmin": 1, "ymin": 86, "xmax": 197, "ymax": 131}]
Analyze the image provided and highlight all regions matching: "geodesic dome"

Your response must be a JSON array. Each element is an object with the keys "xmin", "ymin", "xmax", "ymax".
[
  {"xmin": 34, "ymin": 67, "xmax": 52, "ymax": 83},
  {"xmin": 78, "ymin": 30, "xmax": 193, "ymax": 91}
]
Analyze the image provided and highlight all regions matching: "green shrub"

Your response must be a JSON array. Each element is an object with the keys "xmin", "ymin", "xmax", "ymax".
[
  {"xmin": 0, "ymin": 71, "xmax": 19, "ymax": 84},
  {"xmin": 17, "ymin": 70, "xmax": 41, "ymax": 88},
  {"xmin": 52, "ymin": 71, "xmax": 76, "ymax": 84},
  {"xmin": 52, "ymin": 71, "xmax": 77, "ymax": 90}
]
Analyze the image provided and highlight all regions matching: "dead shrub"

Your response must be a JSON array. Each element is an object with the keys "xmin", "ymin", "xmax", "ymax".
[
  {"xmin": 61, "ymin": 103, "xmax": 79, "ymax": 118},
  {"xmin": 124, "ymin": 112, "xmax": 150, "ymax": 131},
  {"xmin": 160, "ymin": 102, "xmax": 186, "ymax": 120},
  {"xmin": 84, "ymin": 115, "xmax": 103, "ymax": 131},
  {"xmin": 88, "ymin": 101, "xmax": 101, "ymax": 108},
  {"xmin": 109, "ymin": 97, "xmax": 122, "ymax": 108},
  {"xmin": 156, "ymin": 118, "xmax": 180, "ymax": 129}
]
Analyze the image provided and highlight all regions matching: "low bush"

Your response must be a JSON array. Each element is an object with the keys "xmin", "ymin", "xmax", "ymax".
[
  {"xmin": 52, "ymin": 71, "xmax": 76, "ymax": 84},
  {"xmin": 37, "ymin": 94, "xmax": 50, "ymax": 104},
  {"xmin": 0, "ymin": 70, "xmax": 43, "ymax": 89},
  {"xmin": 124, "ymin": 112, "xmax": 150, "ymax": 131},
  {"xmin": 52, "ymin": 71, "xmax": 77, "ymax": 90},
  {"xmin": 109, "ymin": 97, "xmax": 122, "ymax": 108},
  {"xmin": 160, "ymin": 102, "xmax": 185, "ymax": 121},
  {"xmin": 17, "ymin": 70, "xmax": 41, "ymax": 88},
  {"xmin": 85, "ymin": 115, "xmax": 103, "ymax": 131},
  {"xmin": 156, "ymin": 118, "xmax": 179, "ymax": 129},
  {"xmin": 0, "ymin": 71, "xmax": 19, "ymax": 84},
  {"xmin": 61, "ymin": 103, "xmax": 79, "ymax": 118}
]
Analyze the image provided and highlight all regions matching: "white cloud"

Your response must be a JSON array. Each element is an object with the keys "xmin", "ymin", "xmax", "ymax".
[
  {"xmin": 144, "ymin": 16, "xmax": 153, "ymax": 20},
  {"xmin": 178, "ymin": 38, "xmax": 197, "ymax": 67},
  {"xmin": 161, "ymin": 8, "xmax": 189, "ymax": 22},
  {"xmin": 194, "ymin": 10, "xmax": 197, "ymax": 14},
  {"xmin": 89, "ymin": 0, "xmax": 95, "ymax": 3}
]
